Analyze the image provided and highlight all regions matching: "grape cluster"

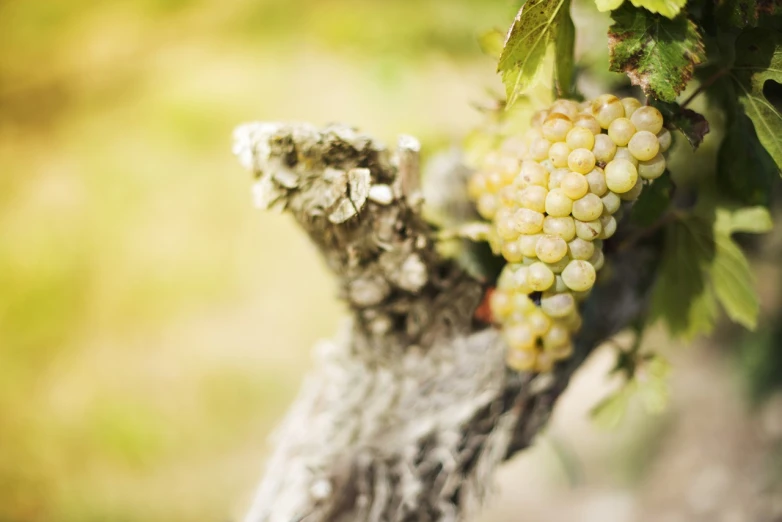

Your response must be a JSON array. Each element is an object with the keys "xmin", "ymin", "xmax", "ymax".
[{"xmin": 468, "ymin": 96, "xmax": 670, "ymax": 373}]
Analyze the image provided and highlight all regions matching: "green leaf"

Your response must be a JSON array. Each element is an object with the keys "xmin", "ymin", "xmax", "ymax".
[
  {"xmin": 711, "ymin": 232, "xmax": 760, "ymax": 329},
  {"xmin": 730, "ymin": 28, "xmax": 782, "ymax": 172},
  {"xmin": 632, "ymin": 171, "xmax": 673, "ymax": 227},
  {"xmin": 629, "ymin": 0, "xmax": 687, "ymax": 19},
  {"xmin": 717, "ymin": 114, "xmax": 777, "ymax": 206},
  {"xmin": 715, "ymin": 205, "xmax": 773, "ymax": 235},
  {"xmin": 498, "ymin": 0, "xmax": 569, "ymax": 106},
  {"xmin": 479, "ymin": 29, "xmax": 505, "ymax": 59},
  {"xmin": 608, "ymin": 5, "xmax": 706, "ymax": 102},
  {"xmin": 591, "ymin": 387, "xmax": 632, "ymax": 429},
  {"xmin": 596, "ymin": 0, "xmax": 625, "ymax": 11},
  {"xmin": 650, "ymin": 215, "xmax": 718, "ymax": 339},
  {"xmin": 555, "ymin": 0, "xmax": 577, "ymax": 98},
  {"xmin": 652, "ymin": 101, "xmax": 710, "ymax": 149},
  {"xmin": 715, "ymin": 0, "xmax": 782, "ymax": 31}
]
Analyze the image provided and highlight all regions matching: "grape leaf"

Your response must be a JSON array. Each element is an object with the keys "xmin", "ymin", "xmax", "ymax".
[
  {"xmin": 717, "ymin": 113, "xmax": 777, "ymax": 206},
  {"xmin": 711, "ymin": 233, "xmax": 760, "ymax": 329},
  {"xmin": 595, "ymin": 0, "xmax": 686, "ymax": 18},
  {"xmin": 652, "ymin": 101, "xmax": 710, "ymax": 149},
  {"xmin": 555, "ymin": 0, "xmax": 577, "ymax": 98},
  {"xmin": 650, "ymin": 215, "xmax": 718, "ymax": 339},
  {"xmin": 716, "ymin": 205, "xmax": 773, "ymax": 234},
  {"xmin": 632, "ymin": 171, "xmax": 673, "ymax": 227},
  {"xmin": 608, "ymin": 5, "xmax": 706, "ymax": 102},
  {"xmin": 730, "ymin": 28, "xmax": 782, "ymax": 172},
  {"xmin": 595, "ymin": 0, "xmax": 624, "ymax": 11},
  {"xmin": 715, "ymin": 0, "xmax": 782, "ymax": 30},
  {"xmin": 498, "ymin": 0, "xmax": 569, "ymax": 106}
]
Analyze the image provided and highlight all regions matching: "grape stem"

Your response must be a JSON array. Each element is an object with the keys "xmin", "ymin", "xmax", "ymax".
[{"xmin": 680, "ymin": 68, "xmax": 730, "ymax": 109}]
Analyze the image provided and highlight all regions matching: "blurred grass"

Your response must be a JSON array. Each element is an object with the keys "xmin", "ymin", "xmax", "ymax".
[{"xmin": 0, "ymin": 0, "xmax": 516, "ymax": 519}]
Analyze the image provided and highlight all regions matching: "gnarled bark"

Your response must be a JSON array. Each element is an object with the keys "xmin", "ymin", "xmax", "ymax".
[{"xmin": 232, "ymin": 122, "xmax": 657, "ymax": 522}]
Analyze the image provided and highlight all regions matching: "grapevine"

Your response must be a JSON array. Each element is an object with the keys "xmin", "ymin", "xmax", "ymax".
[{"xmin": 468, "ymin": 96, "xmax": 670, "ymax": 373}]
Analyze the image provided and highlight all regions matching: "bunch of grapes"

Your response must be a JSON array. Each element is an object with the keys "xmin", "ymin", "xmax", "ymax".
[{"xmin": 467, "ymin": 95, "xmax": 670, "ymax": 373}]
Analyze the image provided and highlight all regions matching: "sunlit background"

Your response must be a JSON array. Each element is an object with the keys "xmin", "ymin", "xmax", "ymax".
[{"xmin": 1, "ymin": 0, "xmax": 781, "ymax": 521}]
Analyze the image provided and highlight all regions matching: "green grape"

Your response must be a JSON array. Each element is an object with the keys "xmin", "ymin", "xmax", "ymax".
[
  {"xmin": 497, "ymin": 263, "xmax": 520, "ymax": 290},
  {"xmin": 601, "ymin": 191, "xmax": 621, "ymax": 215},
  {"xmin": 607, "ymin": 117, "xmax": 636, "ymax": 146},
  {"xmin": 638, "ymin": 152, "xmax": 666, "ymax": 180},
  {"xmin": 567, "ymin": 148, "xmax": 597, "ymax": 174},
  {"xmin": 630, "ymin": 106, "xmax": 664, "ymax": 134},
  {"xmin": 476, "ymin": 193, "xmax": 498, "ymax": 219},
  {"xmin": 620, "ymin": 97, "xmax": 642, "ymax": 117},
  {"xmin": 545, "ymin": 188, "xmax": 574, "ymax": 217},
  {"xmin": 574, "ymin": 114, "xmax": 601, "ymax": 135},
  {"xmin": 550, "ymin": 99, "xmax": 580, "ymax": 121},
  {"xmin": 503, "ymin": 322, "xmax": 536, "ymax": 351},
  {"xmin": 561, "ymin": 260, "xmax": 597, "ymax": 291},
  {"xmin": 604, "ymin": 159, "xmax": 638, "ymax": 194},
  {"xmin": 519, "ymin": 233, "xmax": 541, "ymax": 258},
  {"xmin": 506, "ymin": 348, "xmax": 536, "ymax": 372},
  {"xmin": 540, "ymin": 291, "xmax": 576, "ymax": 318},
  {"xmin": 522, "ymin": 256, "xmax": 537, "ymax": 266},
  {"xmin": 548, "ymin": 168, "xmax": 569, "ymax": 190},
  {"xmin": 560, "ymin": 310, "xmax": 583, "ymax": 332},
  {"xmin": 519, "ymin": 185, "xmax": 548, "ymax": 213},
  {"xmin": 543, "ymin": 216, "xmax": 576, "ymax": 241},
  {"xmin": 657, "ymin": 128, "xmax": 672, "ymax": 152},
  {"xmin": 527, "ymin": 309, "xmax": 552, "ymax": 336},
  {"xmin": 529, "ymin": 137, "xmax": 552, "ymax": 161},
  {"xmin": 627, "ymin": 130, "xmax": 660, "ymax": 161},
  {"xmin": 535, "ymin": 234, "xmax": 569, "ymax": 263},
  {"xmin": 467, "ymin": 171, "xmax": 489, "ymax": 200},
  {"xmin": 572, "ymin": 193, "xmax": 604, "ymax": 221},
  {"xmin": 599, "ymin": 213, "xmax": 617, "ymax": 239},
  {"xmin": 589, "ymin": 247, "xmax": 605, "ymax": 270},
  {"xmin": 501, "ymin": 240, "xmax": 524, "ymax": 263},
  {"xmin": 561, "ymin": 172, "xmax": 589, "ymax": 200},
  {"xmin": 553, "ymin": 275, "xmax": 568, "ymax": 293},
  {"xmin": 585, "ymin": 167, "xmax": 608, "ymax": 196},
  {"xmin": 568, "ymin": 237, "xmax": 596, "ymax": 260},
  {"xmin": 591, "ymin": 94, "xmax": 625, "ymax": 128},
  {"xmin": 614, "ymin": 146, "xmax": 639, "ymax": 167},
  {"xmin": 592, "ymin": 134, "xmax": 617, "ymax": 163},
  {"xmin": 519, "ymin": 160, "xmax": 549, "ymax": 187},
  {"xmin": 495, "ymin": 208, "xmax": 519, "ymax": 239},
  {"xmin": 528, "ymin": 262, "xmax": 555, "ymax": 291},
  {"xmin": 548, "ymin": 141, "xmax": 571, "ymax": 168},
  {"xmin": 513, "ymin": 208, "xmax": 545, "ymax": 234},
  {"xmin": 546, "ymin": 341, "xmax": 574, "ymax": 361},
  {"xmin": 619, "ymin": 178, "xmax": 644, "ymax": 201},
  {"xmin": 542, "ymin": 323, "xmax": 570, "ymax": 350},
  {"xmin": 574, "ymin": 219, "xmax": 602, "ymax": 241},
  {"xmin": 541, "ymin": 113, "xmax": 573, "ymax": 142},
  {"xmin": 489, "ymin": 289, "xmax": 514, "ymax": 320},
  {"xmin": 566, "ymin": 127, "xmax": 595, "ymax": 150},
  {"xmin": 545, "ymin": 255, "xmax": 571, "ymax": 274}
]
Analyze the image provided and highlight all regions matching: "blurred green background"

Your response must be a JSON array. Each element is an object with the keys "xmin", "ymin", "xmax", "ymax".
[
  {"xmin": 3, "ymin": 1, "xmax": 782, "ymax": 521},
  {"xmin": 0, "ymin": 0, "xmax": 516, "ymax": 520}
]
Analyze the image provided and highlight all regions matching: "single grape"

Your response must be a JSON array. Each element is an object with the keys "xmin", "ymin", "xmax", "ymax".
[
  {"xmin": 604, "ymin": 158, "xmax": 638, "ymax": 194},
  {"xmin": 513, "ymin": 208, "xmax": 545, "ymax": 234},
  {"xmin": 541, "ymin": 113, "xmax": 574, "ymax": 142},
  {"xmin": 543, "ymin": 216, "xmax": 577, "ymax": 241},
  {"xmin": 548, "ymin": 141, "xmax": 571, "ymax": 168},
  {"xmin": 568, "ymin": 148, "xmax": 597, "ymax": 174},
  {"xmin": 585, "ymin": 167, "xmax": 608, "ymax": 196},
  {"xmin": 542, "ymin": 323, "xmax": 570, "ymax": 350},
  {"xmin": 547, "ymin": 341, "xmax": 574, "ymax": 361},
  {"xmin": 627, "ymin": 130, "xmax": 660, "ymax": 161},
  {"xmin": 561, "ymin": 172, "xmax": 590, "ymax": 200},
  {"xmin": 528, "ymin": 262, "xmax": 555, "ymax": 291},
  {"xmin": 619, "ymin": 178, "xmax": 644, "ymax": 201},
  {"xmin": 553, "ymin": 275, "xmax": 568, "ymax": 293},
  {"xmin": 630, "ymin": 106, "xmax": 664, "ymax": 134},
  {"xmin": 657, "ymin": 128, "xmax": 672, "ymax": 152},
  {"xmin": 467, "ymin": 172, "xmax": 488, "ymax": 200},
  {"xmin": 601, "ymin": 191, "xmax": 621, "ymax": 215},
  {"xmin": 574, "ymin": 114, "xmax": 601, "ymax": 135},
  {"xmin": 562, "ymin": 260, "xmax": 597, "ymax": 291},
  {"xmin": 566, "ymin": 127, "xmax": 596, "ymax": 150},
  {"xmin": 548, "ymin": 168, "xmax": 569, "ymax": 190},
  {"xmin": 503, "ymin": 322, "xmax": 536, "ymax": 351},
  {"xmin": 527, "ymin": 309, "xmax": 552, "ymax": 336},
  {"xmin": 501, "ymin": 240, "xmax": 524, "ymax": 263},
  {"xmin": 545, "ymin": 188, "xmax": 574, "ymax": 217},
  {"xmin": 535, "ymin": 234, "xmax": 569, "ymax": 263},
  {"xmin": 512, "ymin": 289, "xmax": 537, "ymax": 314},
  {"xmin": 489, "ymin": 289, "xmax": 513, "ymax": 320},
  {"xmin": 588, "ymin": 248, "xmax": 605, "ymax": 270},
  {"xmin": 540, "ymin": 291, "xmax": 576, "ymax": 318},
  {"xmin": 598, "ymin": 214, "xmax": 617, "ymax": 239},
  {"xmin": 519, "ymin": 160, "xmax": 549, "ymax": 187},
  {"xmin": 574, "ymin": 218, "xmax": 602, "ymax": 241},
  {"xmin": 638, "ymin": 152, "xmax": 666, "ymax": 180},
  {"xmin": 620, "ymin": 97, "xmax": 642, "ymax": 117},
  {"xmin": 546, "ymin": 255, "xmax": 571, "ymax": 274},
  {"xmin": 519, "ymin": 233, "xmax": 541, "ymax": 258},
  {"xmin": 607, "ymin": 117, "xmax": 636, "ymax": 147},
  {"xmin": 591, "ymin": 94, "xmax": 625, "ymax": 128},
  {"xmin": 529, "ymin": 137, "xmax": 552, "ymax": 161},
  {"xmin": 568, "ymin": 237, "xmax": 596, "ymax": 260},
  {"xmin": 614, "ymin": 147, "xmax": 639, "ymax": 167},
  {"xmin": 510, "ymin": 266, "xmax": 532, "ymax": 294},
  {"xmin": 560, "ymin": 310, "xmax": 583, "ymax": 332},
  {"xmin": 506, "ymin": 348, "xmax": 536, "ymax": 372},
  {"xmin": 550, "ymin": 99, "xmax": 580, "ymax": 121},
  {"xmin": 593, "ymin": 134, "xmax": 617, "ymax": 163},
  {"xmin": 572, "ymin": 193, "xmax": 604, "ymax": 221},
  {"xmin": 519, "ymin": 185, "xmax": 548, "ymax": 213},
  {"xmin": 476, "ymin": 193, "xmax": 499, "ymax": 219}
]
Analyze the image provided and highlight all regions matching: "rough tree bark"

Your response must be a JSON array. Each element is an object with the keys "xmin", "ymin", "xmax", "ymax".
[{"xmin": 231, "ymin": 122, "xmax": 659, "ymax": 522}]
